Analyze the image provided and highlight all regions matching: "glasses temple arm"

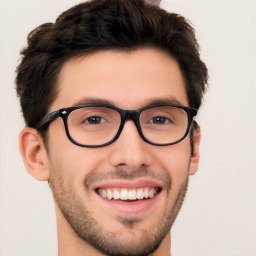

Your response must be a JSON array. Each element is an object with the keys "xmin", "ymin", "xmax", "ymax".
[{"xmin": 36, "ymin": 111, "xmax": 60, "ymax": 130}]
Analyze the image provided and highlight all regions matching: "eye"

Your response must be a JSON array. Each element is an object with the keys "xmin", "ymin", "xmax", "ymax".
[
  {"xmin": 151, "ymin": 116, "xmax": 171, "ymax": 125},
  {"xmin": 85, "ymin": 116, "xmax": 105, "ymax": 125}
]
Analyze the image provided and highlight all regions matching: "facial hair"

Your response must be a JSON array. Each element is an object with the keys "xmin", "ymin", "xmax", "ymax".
[{"xmin": 49, "ymin": 166, "xmax": 189, "ymax": 256}]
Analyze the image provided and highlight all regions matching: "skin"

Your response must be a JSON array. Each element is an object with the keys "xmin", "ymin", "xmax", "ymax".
[{"xmin": 19, "ymin": 47, "xmax": 201, "ymax": 256}]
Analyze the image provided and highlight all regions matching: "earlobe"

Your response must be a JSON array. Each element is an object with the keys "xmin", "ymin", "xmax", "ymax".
[
  {"xmin": 19, "ymin": 127, "xmax": 50, "ymax": 181},
  {"xmin": 189, "ymin": 124, "xmax": 201, "ymax": 175}
]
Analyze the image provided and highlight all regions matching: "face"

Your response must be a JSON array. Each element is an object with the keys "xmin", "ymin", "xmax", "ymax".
[{"xmin": 46, "ymin": 48, "xmax": 198, "ymax": 256}]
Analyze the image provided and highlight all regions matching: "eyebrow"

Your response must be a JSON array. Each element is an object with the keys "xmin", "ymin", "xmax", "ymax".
[
  {"xmin": 143, "ymin": 98, "xmax": 186, "ymax": 107},
  {"xmin": 71, "ymin": 98, "xmax": 116, "ymax": 107},
  {"xmin": 71, "ymin": 97, "xmax": 186, "ymax": 109}
]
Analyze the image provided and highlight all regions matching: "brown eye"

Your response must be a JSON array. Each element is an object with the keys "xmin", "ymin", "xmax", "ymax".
[
  {"xmin": 151, "ymin": 116, "xmax": 169, "ymax": 124},
  {"xmin": 85, "ymin": 116, "xmax": 104, "ymax": 124}
]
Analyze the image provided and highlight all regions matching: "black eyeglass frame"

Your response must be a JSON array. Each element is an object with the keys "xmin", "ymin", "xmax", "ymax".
[{"xmin": 36, "ymin": 104, "xmax": 197, "ymax": 148}]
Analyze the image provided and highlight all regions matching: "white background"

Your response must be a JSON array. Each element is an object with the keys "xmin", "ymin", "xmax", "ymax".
[{"xmin": 0, "ymin": 0, "xmax": 255, "ymax": 255}]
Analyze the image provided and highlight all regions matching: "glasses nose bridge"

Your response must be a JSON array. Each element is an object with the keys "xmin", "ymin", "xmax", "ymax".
[
  {"xmin": 122, "ymin": 109, "xmax": 140, "ymax": 131},
  {"xmin": 124, "ymin": 110, "xmax": 138, "ymax": 120}
]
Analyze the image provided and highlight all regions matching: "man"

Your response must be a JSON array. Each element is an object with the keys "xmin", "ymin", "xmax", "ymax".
[{"xmin": 16, "ymin": 0, "xmax": 208, "ymax": 255}]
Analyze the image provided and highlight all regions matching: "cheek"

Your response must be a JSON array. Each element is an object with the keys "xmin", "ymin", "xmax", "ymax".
[
  {"xmin": 153, "ymin": 138, "xmax": 191, "ymax": 184},
  {"xmin": 47, "ymin": 122, "xmax": 106, "ymax": 183}
]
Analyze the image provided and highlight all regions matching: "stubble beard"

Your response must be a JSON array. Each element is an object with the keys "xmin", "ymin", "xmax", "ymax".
[{"xmin": 49, "ymin": 169, "xmax": 189, "ymax": 256}]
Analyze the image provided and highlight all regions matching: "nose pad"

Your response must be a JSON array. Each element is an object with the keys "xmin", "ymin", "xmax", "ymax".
[{"xmin": 109, "ymin": 120, "xmax": 152, "ymax": 170}]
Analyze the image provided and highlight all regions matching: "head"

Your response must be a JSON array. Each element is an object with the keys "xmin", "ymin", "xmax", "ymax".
[{"xmin": 17, "ymin": 0, "xmax": 208, "ymax": 255}]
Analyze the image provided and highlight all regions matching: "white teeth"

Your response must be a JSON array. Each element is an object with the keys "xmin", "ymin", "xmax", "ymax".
[
  {"xmin": 113, "ymin": 189, "xmax": 120, "ymax": 200},
  {"xmin": 128, "ymin": 189, "xmax": 137, "ymax": 200},
  {"xmin": 149, "ymin": 188, "xmax": 155, "ymax": 199},
  {"xmin": 98, "ymin": 188, "xmax": 107, "ymax": 198},
  {"xmin": 102, "ymin": 189, "xmax": 107, "ymax": 198},
  {"xmin": 98, "ymin": 187, "xmax": 158, "ymax": 201},
  {"xmin": 107, "ymin": 189, "xmax": 112, "ymax": 200},
  {"xmin": 137, "ymin": 189, "xmax": 144, "ymax": 199},
  {"xmin": 144, "ymin": 187, "xmax": 149, "ymax": 198},
  {"xmin": 120, "ymin": 189, "xmax": 128, "ymax": 200}
]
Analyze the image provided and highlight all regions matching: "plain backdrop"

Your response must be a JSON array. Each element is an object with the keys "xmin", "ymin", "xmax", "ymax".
[{"xmin": 0, "ymin": 0, "xmax": 255, "ymax": 255}]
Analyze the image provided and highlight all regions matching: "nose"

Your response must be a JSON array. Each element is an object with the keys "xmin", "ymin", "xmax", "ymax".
[{"xmin": 109, "ymin": 120, "xmax": 152, "ymax": 170}]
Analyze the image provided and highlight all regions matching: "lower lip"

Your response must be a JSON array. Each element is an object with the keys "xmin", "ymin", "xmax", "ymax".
[{"xmin": 95, "ymin": 191, "xmax": 161, "ymax": 214}]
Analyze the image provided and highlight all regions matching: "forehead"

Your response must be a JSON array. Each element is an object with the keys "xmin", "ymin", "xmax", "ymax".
[{"xmin": 51, "ymin": 47, "xmax": 188, "ymax": 111}]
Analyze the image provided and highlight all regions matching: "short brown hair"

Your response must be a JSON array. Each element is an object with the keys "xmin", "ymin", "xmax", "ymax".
[{"xmin": 16, "ymin": 0, "xmax": 208, "ymax": 131}]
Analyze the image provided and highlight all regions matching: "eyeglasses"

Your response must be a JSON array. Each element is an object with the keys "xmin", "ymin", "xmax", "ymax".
[{"xmin": 36, "ymin": 104, "xmax": 197, "ymax": 147}]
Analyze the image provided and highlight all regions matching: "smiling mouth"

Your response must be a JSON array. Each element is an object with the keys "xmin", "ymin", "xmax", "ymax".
[{"xmin": 96, "ymin": 187, "xmax": 161, "ymax": 201}]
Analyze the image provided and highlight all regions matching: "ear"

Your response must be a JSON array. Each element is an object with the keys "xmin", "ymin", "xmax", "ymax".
[
  {"xmin": 19, "ymin": 127, "xmax": 50, "ymax": 181},
  {"xmin": 188, "ymin": 124, "xmax": 201, "ymax": 175}
]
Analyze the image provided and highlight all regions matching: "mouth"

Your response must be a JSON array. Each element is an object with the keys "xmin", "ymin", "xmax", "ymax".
[
  {"xmin": 96, "ymin": 187, "xmax": 161, "ymax": 201},
  {"xmin": 93, "ymin": 180, "xmax": 163, "ymax": 214}
]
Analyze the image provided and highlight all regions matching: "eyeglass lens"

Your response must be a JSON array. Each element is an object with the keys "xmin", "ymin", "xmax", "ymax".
[{"xmin": 67, "ymin": 106, "xmax": 188, "ymax": 146}]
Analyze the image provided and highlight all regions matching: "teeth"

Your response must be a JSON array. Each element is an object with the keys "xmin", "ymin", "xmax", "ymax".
[
  {"xmin": 128, "ymin": 189, "xmax": 137, "ymax": 200},
  {"xmin": 120, "ymin": 189, "xmax": 128, "ymax": 200},
  {"xmin": 113, "ymin": 189, "xmax": 120, "ymax": 200},
  {"xmin": 137, "ymin": 189, "xmax": 144, "ymax": 199},
  {"xmin": 107, "ymin": 189, "xmax": 112, "ymax": 200},
  {"xmin": 98, "ymin": 187, "xmax": 158, "ymax": 201},
  {"xmin": 102, "ymin": 189, "xmax": 107, "ymax": 198},
  {"xmin": 149, "ymin": 188, "xmax": 155, "ymax": 199},
  {"xmin": 144, "ymin": 188, "xmax": 149, "ymax": 198}
]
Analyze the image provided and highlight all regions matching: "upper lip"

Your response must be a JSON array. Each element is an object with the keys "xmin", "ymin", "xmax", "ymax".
[{"xmin": 92, "ymin": 179, "xmax": 163, "ymax": 191}]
